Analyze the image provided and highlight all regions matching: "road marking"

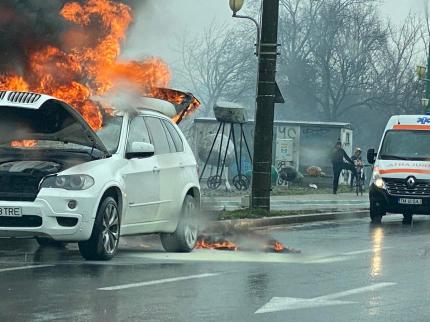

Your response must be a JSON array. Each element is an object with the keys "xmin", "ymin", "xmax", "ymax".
[
  {"xmin": 341, "ymin": 247, "xmax": 392, "ymax": 256},
  {"xmin": 98, "ymin": 272, "xmax": 220, "ymax": 291},
  {"xmin": 255, "ymin": 282, "xmax": 396, "ymax": 314},
  {"xmin": 0, "ymin": 264, "xmax": 54, "ymax": 273}
]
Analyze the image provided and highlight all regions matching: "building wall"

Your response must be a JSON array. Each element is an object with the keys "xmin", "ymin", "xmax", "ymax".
[{"xmin": 194, "ymin": 119, "xmax": 353, "ymax": 184}]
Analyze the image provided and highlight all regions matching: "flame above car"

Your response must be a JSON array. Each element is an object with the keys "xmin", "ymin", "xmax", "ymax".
[{"xmin": 0, "ymin": 0, "xmax": 200, "ymax": 130}]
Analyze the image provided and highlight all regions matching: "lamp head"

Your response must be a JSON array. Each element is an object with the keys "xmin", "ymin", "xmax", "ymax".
[
  {"xmin": 416, "ymin": 65, "xmax": 427, "ymax": 79},
  {"xmin": 229, "ymin": 0, "xmax": 244, "ymax": 14}
]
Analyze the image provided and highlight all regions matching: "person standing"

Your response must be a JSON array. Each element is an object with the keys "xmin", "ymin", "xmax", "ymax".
[
  {"xmin": 331, "ymin": 140, "xmax": 356, "ymax": 194},
  {"xmin": 350, "ymin": 147, "xmax": 363, "ymax": 190}
]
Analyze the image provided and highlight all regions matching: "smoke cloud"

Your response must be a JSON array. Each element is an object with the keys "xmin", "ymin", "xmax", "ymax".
[
  {"xmin": 0, "ymin": 0, "xmax": 139, "ymax": 74},
  {"xmin": 0, "ymin": 1, "xmax": 71, "ymax": 72}
]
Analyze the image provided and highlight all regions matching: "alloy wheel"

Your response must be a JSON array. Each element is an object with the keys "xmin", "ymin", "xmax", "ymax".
[
  {"xmin": 102, "ymin": 203, "xmax": 119, "ymax": 255},
  {"xmin": 183, "ymin": 199, "xmax": 198, "ymax": 248}
]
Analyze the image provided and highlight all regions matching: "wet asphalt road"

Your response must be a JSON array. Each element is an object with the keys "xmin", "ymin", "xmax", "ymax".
[{"xmin": 2, "ymin": 214, "xmax": 430, "ymax": 321}]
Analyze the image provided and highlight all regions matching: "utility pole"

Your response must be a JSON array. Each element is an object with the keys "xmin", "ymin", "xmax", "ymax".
[
  {"xmin": 426, "ymin": 45, "xmax": 430, "ymax": 112},
  {"xmin": 251, "ymin": 0, "xmax": 280, "ymax": 211}
]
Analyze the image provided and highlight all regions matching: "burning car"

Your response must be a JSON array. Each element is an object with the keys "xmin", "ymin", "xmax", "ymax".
[{"xmin": 0, "ymin": 90, "xmax": 201, "ymax": 260}]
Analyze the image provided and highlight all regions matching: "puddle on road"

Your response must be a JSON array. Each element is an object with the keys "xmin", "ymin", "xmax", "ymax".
[{"xmin": 126, "ymin": 249, "xmax": 353, "ymax": 265}]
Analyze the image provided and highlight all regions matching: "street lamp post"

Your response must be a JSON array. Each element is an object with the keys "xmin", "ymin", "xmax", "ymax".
[
  {"xmin": 416, "ymin": 65, "xmax": 430, "ymax": 112},
  {"xmin": 229, "ymin": 0, "xmax": 244, "ymax": 14},
  {"xmin": 416, "ymin": 44, "xmax": 430, "ymax": 112},
  {"xmin": 426, "ymin": 45, "xmax": 430, "ymax": 112},
  {"xmin": 229, "ymin": 0, "xmax": 261, "ymax": 56},
  {"xmin": 229, "ymin": 0, "xmax": 281, "ymax": 212}
]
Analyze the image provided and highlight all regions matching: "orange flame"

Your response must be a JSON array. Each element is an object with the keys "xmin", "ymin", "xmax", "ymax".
[
  {"xmin": 10, "ymin": 140, "xmax": 38, "ymax": 148},
  {"xmin": 273, "ymin": 241, "xmax": 285, "ymax": 253},
  {"xmin": 0, "ymin": 0, "xmax": 193, "ymax": 131},
  {"xmin": 196, "ymin": 240, "xmax": 238, "ymax": 251}
]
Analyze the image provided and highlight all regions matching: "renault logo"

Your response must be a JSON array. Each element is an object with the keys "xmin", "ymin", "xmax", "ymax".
[{"xmin": 406, "ymin": 177, "xmax": 416, "ymax": 189}]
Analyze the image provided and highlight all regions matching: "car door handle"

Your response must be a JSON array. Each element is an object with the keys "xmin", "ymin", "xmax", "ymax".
[
  {"xmin": 153, "ymin": 166, "xmax": 160, "ymax": 173},
  {"xmin": 179, "ymin": 162, "xmax": 185, "ymax": 168}
]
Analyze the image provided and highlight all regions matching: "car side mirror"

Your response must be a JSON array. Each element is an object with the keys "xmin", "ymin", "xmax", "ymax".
[
  {"xmin": 367, "ymin": 148, "xmax": 376, "ymax": 164},
  {"xmin": 126, "ymin": 142, "xmax": 155, "ymax": 159}
]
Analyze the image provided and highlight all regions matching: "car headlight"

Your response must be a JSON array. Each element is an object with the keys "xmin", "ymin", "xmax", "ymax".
[
  {"xmin": 374, "ymin": 178, "xmax": 385, "ymax": 189},
  {"xmin": 41, "ymin": 175, "xmax": 95, "ymax": 190},
  {"xmin": 372, "ymin": 170, "xmax": 386, "ymax": 189}
]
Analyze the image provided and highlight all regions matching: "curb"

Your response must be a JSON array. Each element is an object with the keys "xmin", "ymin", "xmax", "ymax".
[{"xmin": 204, "ymin": 209, "xmax": 369, "ymax": 231}]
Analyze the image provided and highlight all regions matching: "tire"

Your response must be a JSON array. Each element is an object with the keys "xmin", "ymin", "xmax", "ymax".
[
  {"xmin": 402, "ymin": 213, "xmax": 413, "ymax": 225},
  {"xmin": 78, "ymin": 196, "xmax": 120, "ymax": 261},
  {"xmin": 36, "ymin": 238, "xmax": 66, "ymax": 248},
  {"xmin": 160, "ymin": 195, "xmax": 198, "ymax": 252},
  {"xmin": 370, "ymin": 200, "xmax": 384, "ymax": 224}
]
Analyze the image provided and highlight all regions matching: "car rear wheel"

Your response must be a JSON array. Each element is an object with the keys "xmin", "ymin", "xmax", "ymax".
[
  {"xmin": 160, "ymin": 195, "xmax": 198, "ymax": 252},
  {"xmin": 78, "ymin": 196, "xmax": 120, "ymax": 261},
  {"xmin": 402, "ymin": 213, "xmax": 413, "ymax": 225},
  {"xmin": 36, "ymin": 238, "xmax": 66, "ymax": 248},
  {"xmin": 370, "ymin": 200, "xmax": 384, "ymax": 224}
]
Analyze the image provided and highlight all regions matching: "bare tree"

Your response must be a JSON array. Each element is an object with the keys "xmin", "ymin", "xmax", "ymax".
[
  {"xmin": 177, "ymin": 22, "xmax": 256, "ymax": 116},
  {"xmin": 275, "ymin": 0, "xmax": 323, "ymax": 119},
  {"xmin": 374, "ymin": 15, "xmax": 423, "ymax": 114},
  {"xmin": 422, "ymin": 0, "xmax": 430, "ymax": 49},
  {"xmin": 307, "ymin": 0, "xmax": 388, "ymax": 120}
]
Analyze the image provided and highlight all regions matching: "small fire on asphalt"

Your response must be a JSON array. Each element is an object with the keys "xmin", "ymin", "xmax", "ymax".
[{"xmin": 196, "ymin": 229, "xmax": 300, "ymax": 254}]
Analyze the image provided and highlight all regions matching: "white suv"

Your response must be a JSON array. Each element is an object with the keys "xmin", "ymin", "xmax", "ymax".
[{"xmin": 0, "ymin": 91, "xmax": 200, "ymax": 260}]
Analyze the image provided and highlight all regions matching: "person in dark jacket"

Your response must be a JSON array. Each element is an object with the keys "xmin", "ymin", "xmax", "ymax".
[{"xmin": 331, "ymin": 140, "xmax": 356, "ymax": 194}]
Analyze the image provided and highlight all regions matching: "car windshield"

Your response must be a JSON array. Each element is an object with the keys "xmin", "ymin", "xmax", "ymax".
[
  {"xmin": 379, "ymin": 130, "xmax": 430, "ymax": 161},
  {"xmin": 95, "ymin": 116, "xmax": 123, "ymax": 154}
]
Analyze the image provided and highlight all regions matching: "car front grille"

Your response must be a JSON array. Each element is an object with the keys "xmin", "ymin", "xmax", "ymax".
[
  {"xmin": 0, "ymin": 173, "xmax": 42, "ymax": 201},
  {"xmin": 385, "ymin": 178, "xmax": 430, "ymax": 197},
  {"xmin": 0, "ymin": 215, "xmax": 42, "ymax": 228}
]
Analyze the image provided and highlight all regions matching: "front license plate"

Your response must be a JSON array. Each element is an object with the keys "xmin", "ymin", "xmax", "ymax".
[
  {"xmin": 0, "ymin": 207, "xmax": 22, "ymax": 217},
  {"xmin": 399, "ymin": 198, "xmax": 423, "ymax": 205}
]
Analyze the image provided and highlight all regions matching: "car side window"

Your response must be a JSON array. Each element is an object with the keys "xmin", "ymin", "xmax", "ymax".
[
  {"xmin": 127, "ymin": 116, "xmax": 151, "ymax": 150},
  {"xmin": 161, "ymin": 121, "xmax": 176, "ymax": 153},
  {"xmin": 163, "ymin": 120, "xmax": 184, "ymax": 152},
  {"xmin": 144, "ymin": 117, "xmax": 170, "ymax": 155}
]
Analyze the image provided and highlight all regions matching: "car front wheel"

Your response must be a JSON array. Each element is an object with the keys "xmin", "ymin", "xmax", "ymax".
[
  {"xmin": 160, "ymin": 195, "xmax": 198, "ymax": 252},
  {"xmin": 78, "ymin": 196, "xmax": 120, "ymax": 261},
  {"xmin": 370, "ymin": 200, "xmax": 384, "ymax": 224}
]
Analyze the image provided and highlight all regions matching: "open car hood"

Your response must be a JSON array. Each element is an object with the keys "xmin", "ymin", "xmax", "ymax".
[
  {"xmin": 0, "ymin": 91, "xmax": 110, "ymax": 156},
  {"xmin": 146, "ymin": 88, "xmax": 201, "ymax": 124}
]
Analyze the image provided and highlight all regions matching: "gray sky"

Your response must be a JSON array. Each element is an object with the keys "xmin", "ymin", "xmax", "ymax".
[
  {"xmin": 380, "ymin": 0, "xmax": 424, "ymax": 21},
  {"xmin": 123, "ymin": 0, "xmax": 426, "ymax": 73},
  {"xmin": 123, "ymin": 0, "xmax": 232, "ymax": 63}
]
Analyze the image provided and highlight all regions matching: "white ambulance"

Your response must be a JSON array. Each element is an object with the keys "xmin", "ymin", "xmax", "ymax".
[{"xmin": 368, "ymin": 115, "xmax": 430, "ymax": 224}]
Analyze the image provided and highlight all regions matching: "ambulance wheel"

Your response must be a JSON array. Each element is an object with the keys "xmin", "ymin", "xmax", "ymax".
[
  {"xmin": 370, "ymin": 201, "xmax": 384, "ymax": 224},
  {"xmin": 402, "ymin": 213, "xmax": 413, "ymax": 225}
]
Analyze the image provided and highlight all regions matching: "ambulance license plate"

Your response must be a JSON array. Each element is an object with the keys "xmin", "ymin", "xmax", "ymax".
[{"xmin": 399, "ymin": 198, "xmax": 422, "ymax": 205}]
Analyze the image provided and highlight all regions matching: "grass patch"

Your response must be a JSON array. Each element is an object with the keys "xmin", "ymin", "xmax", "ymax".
[
  {"xmin": 217, "ymin": 209, "xmax": 310, "ymax": 220},
  {"xmin": 271, "ymin": 185, "xmax": 351, "ymax": 196},
  {"xmin": 203, "ymin": 185, "xmax": 353, "ymax": 198}
]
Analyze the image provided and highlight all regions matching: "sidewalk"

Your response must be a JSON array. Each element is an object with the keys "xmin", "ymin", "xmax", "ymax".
[{"xmin": 201, "ymin": 193, "xmax": 369, "ymax": 212}]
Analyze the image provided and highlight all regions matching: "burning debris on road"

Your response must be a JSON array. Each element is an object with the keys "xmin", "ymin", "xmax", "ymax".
[
  {"xmin": 0, "ymin": 0, "xmax": 200, "ymax": 129},
  {"xmin": 196, "ymin": 230, "xmax": 300, "ymax": 254},
  {"xmin": 196, "ymin": 237, "xmax": 238, "ymax": 251}
]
